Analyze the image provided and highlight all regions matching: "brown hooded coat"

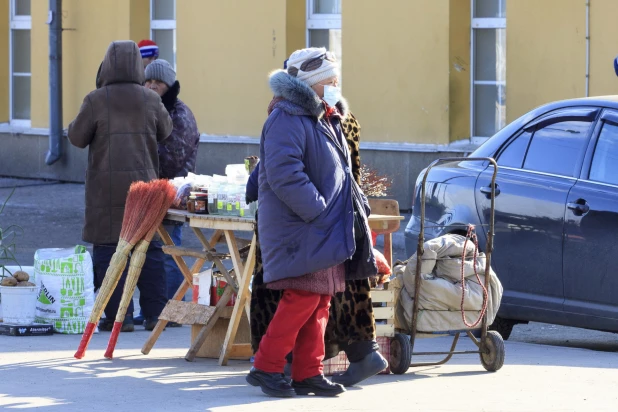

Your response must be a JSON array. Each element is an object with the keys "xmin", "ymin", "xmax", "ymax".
[{"xmin": 68, "ymin": 41, "xmax": 173, "ymax": 245}]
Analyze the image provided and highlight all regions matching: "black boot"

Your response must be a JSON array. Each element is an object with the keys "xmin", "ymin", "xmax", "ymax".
[
  {"xmin": 246, "ymin": 367, "xmax": 296, "ymax": 398},
  {"xmin": 144, "ymin": 317, "xmax": 163, "ymax": 331},
  {"xmin": 292, "ymin": 374, "xmax": 346, "ymax": 397},
  {"xmin": 98, "ymin": 315, "xmax": 135, "ymax": 332},
  {"xmin": 331, "ymin": 351, "xmax": 388, "ymax": 387}
]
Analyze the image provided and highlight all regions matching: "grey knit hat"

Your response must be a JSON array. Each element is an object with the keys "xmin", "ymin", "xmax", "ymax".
[{"xmin": 144, "ymin": 59, "xmax": 176, "ymax": 87}]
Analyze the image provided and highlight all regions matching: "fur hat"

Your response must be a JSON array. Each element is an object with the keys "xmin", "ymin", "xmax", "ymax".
[
  {"xmin": 286, "ymin": 47, "xmax": 339, "ymax": 87},
  {"xmin": 145, "ymin": 59, "xmax": 176, "ymax": 87}
]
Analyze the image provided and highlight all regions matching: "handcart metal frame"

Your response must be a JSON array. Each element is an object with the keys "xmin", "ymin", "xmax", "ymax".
[{"xmin": 389, "ymin": 157, "xmax": 505, "ymax": 374}]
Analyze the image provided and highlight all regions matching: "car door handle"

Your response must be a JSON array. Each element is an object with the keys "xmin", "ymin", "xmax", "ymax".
[
  {"xmin": 480, "ymin": 184, "xmax": 500, "ymax": 198},
  {"xmin": 567, "ymin": 201, "xmax": 590, "ymax": 216}
]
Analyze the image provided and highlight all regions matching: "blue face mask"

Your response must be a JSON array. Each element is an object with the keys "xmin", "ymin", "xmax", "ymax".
[
  {"xmin": 323, "ymin": 85, "xmax": 342, "ymax": 107},
  {"xmin": 614, "ymin": 57, "xmax": 618, "ymax": 77}
]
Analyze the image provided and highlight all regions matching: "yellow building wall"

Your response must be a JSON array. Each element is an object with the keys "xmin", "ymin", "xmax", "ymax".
[
  {"xmin": 0, "ymin": 3, "xmax": 8, "ymax": 122},
  {"xmin": 30, "ymin": 0, "xmax": 148, "ymax": 128},
  {"xmin": 506, "ymin": 0, "xmax": 586, "ymax": 123},
  {"xmin": 449, "ymin": 0, "xmax": 470, "ymax": 142},
  {"xmin": 286, "ymin": 0, "xmax": 306, "ymax": 57},
  {"xmin": 342, "ymin": 0, "xmax": 450, "ymax": 144},
  {"xmin": 130, "ymin": 0, "xmax": 151, "ymax": 42},
  {"xmin": 177, "ymin": 0, "xmax": 289, "ymax": 137},
  {"xmin": 588, "ymin": 0, "xmax": 618, "ymax": 97}
]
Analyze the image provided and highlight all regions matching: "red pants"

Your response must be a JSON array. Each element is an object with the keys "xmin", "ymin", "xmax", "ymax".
[{"xmin": 254, "ymin": 289, "xmax": 331, "ymax": 382}]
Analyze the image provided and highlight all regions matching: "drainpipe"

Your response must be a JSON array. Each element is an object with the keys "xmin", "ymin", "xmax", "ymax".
[
  {"xmin": 45, "ymin": 0, "xmax": 63, "ymax": 165},
  {"xmin": 585, "ymin": 0, "xmax": 590, "ymax": 97}
]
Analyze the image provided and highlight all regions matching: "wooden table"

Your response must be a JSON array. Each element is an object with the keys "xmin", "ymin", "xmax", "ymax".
[
  {"xmin": 141, "ymin": 210, "xmax": 257, "ymax": 365},
  {"xmin": 141, "ymin": 211, "xmax": 402, "ymax": 366}
]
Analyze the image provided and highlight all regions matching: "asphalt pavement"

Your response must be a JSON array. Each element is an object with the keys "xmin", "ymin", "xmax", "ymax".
[{"xmin": 1, "ymin": 325, "xmax": 618, "ymax": 412}]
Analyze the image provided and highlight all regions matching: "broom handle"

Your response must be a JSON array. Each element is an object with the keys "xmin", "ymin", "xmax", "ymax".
[
  {"xmin": 104, "ymin": 240, "xmax": 150, "ymax": 359},
  {"xmin": 75, "ymin": 242, "xmax": 132, "ymax": 359}
]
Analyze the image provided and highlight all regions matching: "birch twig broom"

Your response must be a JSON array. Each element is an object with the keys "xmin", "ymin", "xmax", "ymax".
[
  {"xmin": 75, "ymin": 180, "xmax": 176, "ymax": 359},
  {"xmin": 104, "ymin": 180, "xmax": 176, "ymax": 359}
]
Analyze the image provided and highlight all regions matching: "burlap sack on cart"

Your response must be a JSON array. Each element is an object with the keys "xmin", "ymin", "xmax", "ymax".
[
  {"xmin": 402, "ymin": 234, "xmax": 476, "ymax": 295},
  {"xmin": 34, "ymin": 246, "xmax": 95, "ymax": 334},
  {"xmin": 393, "ymin": 273, "xmax": 502, "ymax": 332},
  {"xmin": 392, "ymin": 234, "xmax": 503, "ymax": 332},
  {"xmin": 436, "ymin": 251, "xmax": 489, "ymax": 281}
]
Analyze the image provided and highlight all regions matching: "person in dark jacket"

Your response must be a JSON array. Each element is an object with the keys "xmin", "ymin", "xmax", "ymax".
[
  {"xmin": 68, "ymin": 41, "xmax": 173, "ymax": 332},
  {"xmin": 246, "ymin": 48, "xmax": 377, "ymax": 398},
  {"xmin": 143, "ymin": 60, "xmax": 200, "ymax": 321}
]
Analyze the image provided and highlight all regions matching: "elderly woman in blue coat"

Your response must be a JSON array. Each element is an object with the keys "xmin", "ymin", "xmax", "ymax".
[{"xmin": 246, "ymin": 48, "xmax": 377, "ymax": 398}]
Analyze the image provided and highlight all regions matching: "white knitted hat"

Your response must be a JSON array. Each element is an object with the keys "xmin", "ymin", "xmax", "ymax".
[{"xmin": 286, "ymin": 47, "xmax": 339, "ymax": 86}]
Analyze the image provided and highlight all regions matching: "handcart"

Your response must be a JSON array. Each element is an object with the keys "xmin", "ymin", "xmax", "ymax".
[{"xmin": 388, "ymin": 157, "xmax": 505, "ymax": 374}]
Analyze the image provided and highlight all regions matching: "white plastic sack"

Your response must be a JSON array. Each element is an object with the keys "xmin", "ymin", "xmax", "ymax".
[
  {"xmin": 33, "ymin": 246, "xmax": 95, "ymax": 334},
  {"xmin": 393, "ymin": 234, "xmax": 503, "ymax": 333},
  {"xmin": 402, "ymin": 234, "xmax": 477, "ymax": 295}
]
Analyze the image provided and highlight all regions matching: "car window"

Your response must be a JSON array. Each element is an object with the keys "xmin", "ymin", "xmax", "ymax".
[
  {"xmin": 590, "ymin": 122, "xmax": 618, "ymax": 185},
  {"xmin": 497, "ymin": 131, "xmax": 532, "ymax": 168},
  {"xmin": 523, "ymin": 120, "xmax": 592, "ymax": 176}
]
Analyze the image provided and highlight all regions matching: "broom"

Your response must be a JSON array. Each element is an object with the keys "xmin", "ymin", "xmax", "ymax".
[
  {"xmin": 104, "ymin": 180, "xmax": 177, "ymax": 359},
  {"xmin": 74, "ymin": 180, "xmax": 175, "ymax": 359}
]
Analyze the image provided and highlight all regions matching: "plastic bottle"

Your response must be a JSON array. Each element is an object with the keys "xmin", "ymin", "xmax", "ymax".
[
  {"xmin": 234, "ymin": 184, "xmax": 245, "ymax": 217},
  {"xmin": 218, "ymin": 184, "xmax": 230, "ymax": 215},
  {"xmin": 208, "ymin": 182, "xmax": 219, "ymax": 215}
]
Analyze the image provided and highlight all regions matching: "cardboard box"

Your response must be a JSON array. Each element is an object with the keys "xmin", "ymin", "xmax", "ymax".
[
  {"xmin": 0, "ymin": 323, "xmax": 54, "ymax": 337},
  {"xmin": 190, "ymin": 311, "xmax": 251, "ymax": 360}
]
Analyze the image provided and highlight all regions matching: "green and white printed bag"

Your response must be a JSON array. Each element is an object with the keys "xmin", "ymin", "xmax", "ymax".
[{"xmin": 34, "ymin": 245, "xmax": 95, "ymax": 334}]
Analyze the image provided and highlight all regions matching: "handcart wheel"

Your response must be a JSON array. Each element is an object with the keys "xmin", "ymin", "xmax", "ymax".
[
  {"xmin": 480, "ymin": 330, "xmax": 505, "ymax": 372},
  {"xmin": 389, "ymin": 333, "xmax": 412, "ymax": 375}
]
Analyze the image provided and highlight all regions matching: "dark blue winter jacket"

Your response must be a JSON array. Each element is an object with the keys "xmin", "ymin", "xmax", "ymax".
[{"xmin": 255, "ymin": 70, "xmax": 376, "ymax": 284}]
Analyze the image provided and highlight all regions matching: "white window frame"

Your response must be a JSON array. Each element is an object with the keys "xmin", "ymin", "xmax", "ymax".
[
  {"xmin": 10, "ymin": 0, "xmax": 30, "ymax": 22},
  {"xmin": 306, "ymin": 0, "xmax": 341, "ymax": 46},
  {"xmin": 470, "ymin": 1, "xmax": 506, "ymax": 142},
  {"xmin": 150, "ymin": 0, "xmax": 176, "ymax": 69},
  {"xmin": 9, "ymin": 0, "xmax": 32, "ymax": 128}
]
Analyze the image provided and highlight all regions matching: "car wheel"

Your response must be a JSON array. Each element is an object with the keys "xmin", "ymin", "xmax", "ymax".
[{"xmin": 489, "ymin": 316, "xmax": 515, "ymax": 340}]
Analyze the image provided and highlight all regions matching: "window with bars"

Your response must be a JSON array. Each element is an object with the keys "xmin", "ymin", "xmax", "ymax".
[
  {"xmin": 10, "ymin": 0, "xmax": 32, "ymax": 124},
  {"xmin": 307, "ymin": 0, "xmax": 342, "ymax": 70},
  {"xmin": 151, "ymin": 0, "xmax": 176, "ymax": 68},
  {"xmin": 471, "ymin": 0, "xmax": 506, "ymax": 139}
]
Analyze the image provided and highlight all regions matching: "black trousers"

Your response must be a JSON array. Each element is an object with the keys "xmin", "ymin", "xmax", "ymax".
[{"xmin": 92, "ymin": 241, "xmax": 167, "ymax": 320}]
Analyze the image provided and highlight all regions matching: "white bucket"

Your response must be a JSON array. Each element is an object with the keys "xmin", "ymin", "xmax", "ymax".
[
  {"xmin": 0, "ymin": 266, "xmax": 36, "ymax": 323},
  {"xmin": 0, "ymin": 285, "xmax": 39, "ymax": 325}
]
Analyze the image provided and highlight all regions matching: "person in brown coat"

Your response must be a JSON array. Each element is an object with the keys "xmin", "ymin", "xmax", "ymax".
[{"xmin": 68, "ymin": 41, "xmax": 173, "ymax": 332}]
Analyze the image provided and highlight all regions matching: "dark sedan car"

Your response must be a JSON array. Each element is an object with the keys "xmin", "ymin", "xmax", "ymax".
[{"xmin": 405, "ymin": 96, "xmax": 618, "ymax": 339}]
